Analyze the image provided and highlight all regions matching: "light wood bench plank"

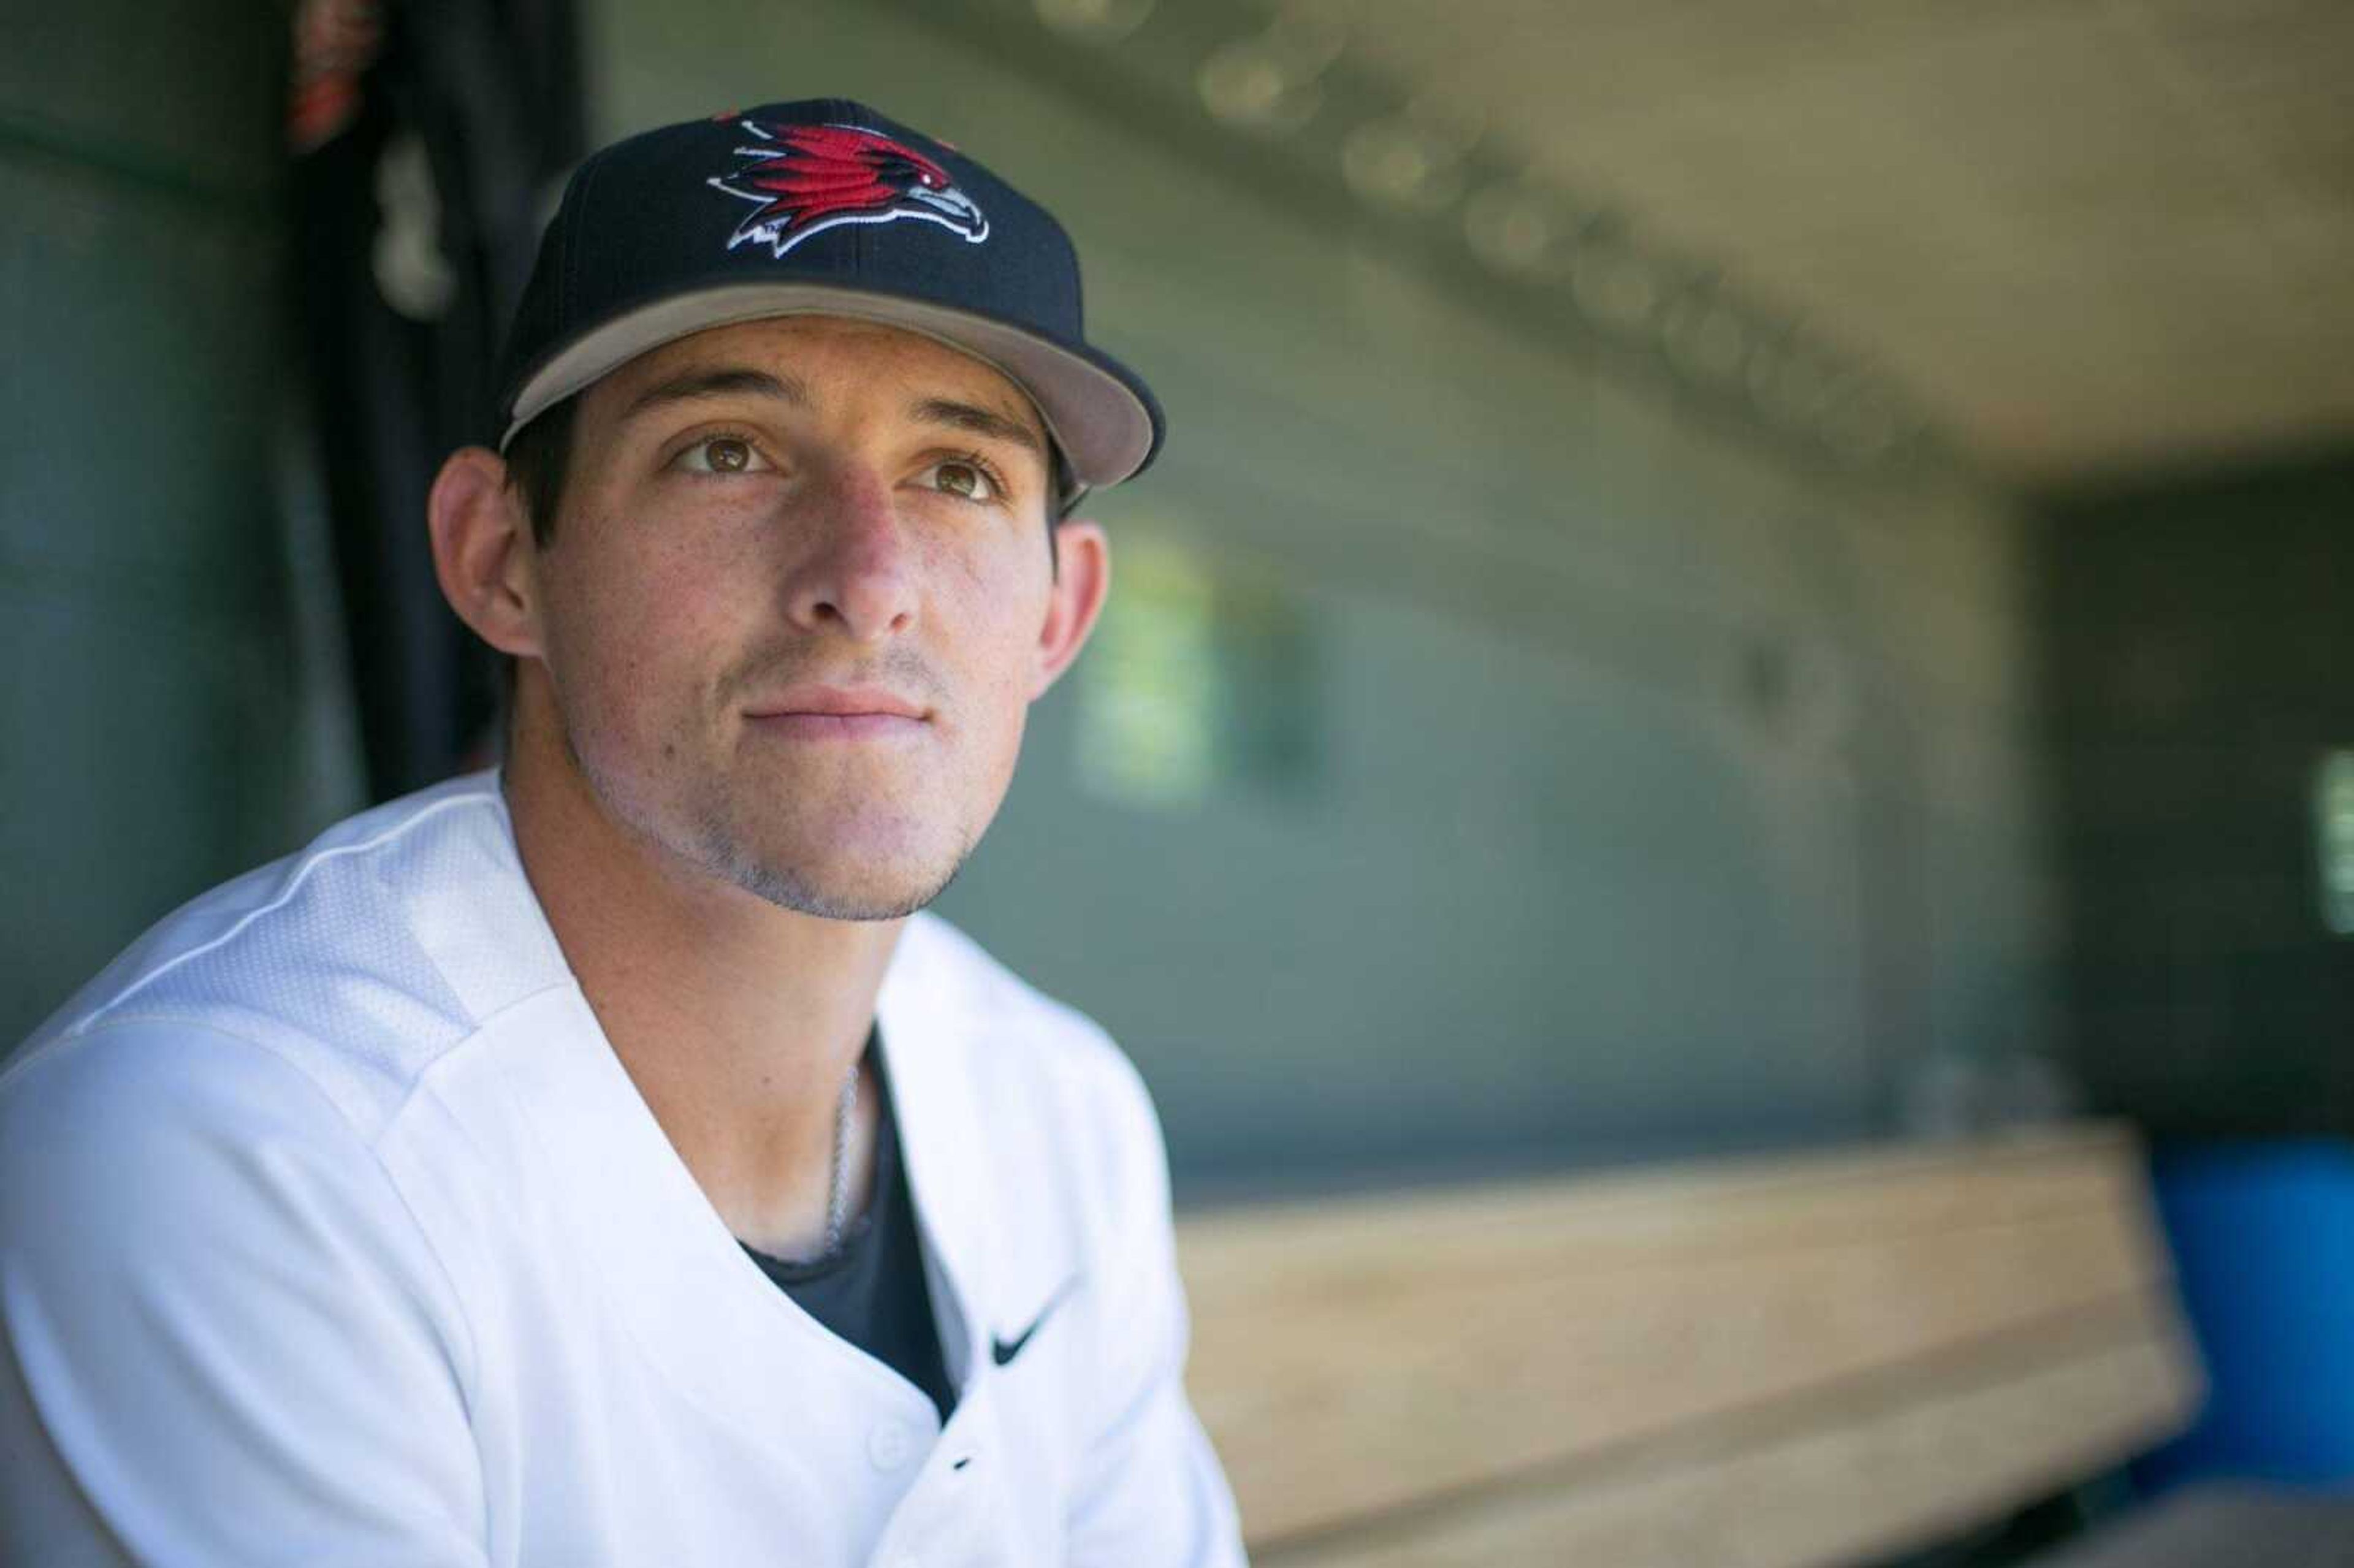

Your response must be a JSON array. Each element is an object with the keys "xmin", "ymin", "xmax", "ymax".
[
  {"xmin": 1256, "ymin": 1303, "xmax": 2196, "ymax": 1568},
  {"xmin": 1178, "ymin": 1127, "xmax": 2198, "ymax": 1551}
]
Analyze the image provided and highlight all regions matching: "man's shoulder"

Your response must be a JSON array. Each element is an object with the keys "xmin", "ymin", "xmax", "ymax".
[
  {"xmin": 5, "ymin": 771, "xmax": 566, "ymax": 1144},
  {"xmin": 891, "ymin": 911, "xmax": 1170, "ymax": 1177},
  {"xmin": 896, "ymin": 912, "xmax": 1141, "ymax": 1079}
]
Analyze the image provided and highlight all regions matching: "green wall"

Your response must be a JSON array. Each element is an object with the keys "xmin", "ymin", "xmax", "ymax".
[
  {"xmin": 2038, "ymin": 452, "xmax": 2354, "ymax": 1136},
  {"xmin": 0, "ymin": 7, "xmax": 351, "ymax": 1043}
]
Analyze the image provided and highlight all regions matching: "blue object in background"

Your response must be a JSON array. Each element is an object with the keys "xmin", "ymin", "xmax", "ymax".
[{"xmin": 2138, "ymin": 1141, "xmax": 2354, "ymax": 1493}]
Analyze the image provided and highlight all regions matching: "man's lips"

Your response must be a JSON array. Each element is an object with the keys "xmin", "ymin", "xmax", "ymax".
[{"xmin": 742, "ymin": 686, "xmax": 931, "ymax": 740}]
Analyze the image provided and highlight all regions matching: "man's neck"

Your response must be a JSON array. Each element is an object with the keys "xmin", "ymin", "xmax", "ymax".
[{"xmin": 500, "ymin": 730, "xmax": 900, "ymax": 1260}]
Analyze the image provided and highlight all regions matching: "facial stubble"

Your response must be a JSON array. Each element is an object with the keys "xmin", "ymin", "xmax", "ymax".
[{"xmin": 562, "ymin": 696, "xmax": 986, "ymax": 922}]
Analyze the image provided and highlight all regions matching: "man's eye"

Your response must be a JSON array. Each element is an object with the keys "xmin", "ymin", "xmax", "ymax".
[
  {"xmin": 676, "ymin": 436, "xmax": 769, "ymax": 474},
  {"xmin": 928, "ymin": 460, "xmax": 999, "ymax": 502}
]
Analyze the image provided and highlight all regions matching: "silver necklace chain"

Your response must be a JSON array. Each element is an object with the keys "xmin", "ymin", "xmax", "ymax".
[{"xmin": 819, "ymin": 1052, "xmax": 859, "ymax": 1261}]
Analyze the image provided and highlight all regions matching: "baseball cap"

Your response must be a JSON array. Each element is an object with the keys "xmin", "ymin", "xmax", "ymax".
[{"xmin": 492, "ymin": 98, "xmax": 1163, "ymax": 504}]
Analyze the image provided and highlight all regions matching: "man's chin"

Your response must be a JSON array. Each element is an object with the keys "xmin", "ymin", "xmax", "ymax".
[{"xmin": 711, "ymin": 844, "xmax": 967, "ymax": 923}]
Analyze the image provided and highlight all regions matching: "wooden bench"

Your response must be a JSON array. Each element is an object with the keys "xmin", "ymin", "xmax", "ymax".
[{"xmin": 1175, "ymin": 1125, "xmax": 2208, "ymax": 1566}]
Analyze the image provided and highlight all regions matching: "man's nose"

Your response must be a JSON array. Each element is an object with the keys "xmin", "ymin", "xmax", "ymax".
[{"xmin": 782, "ymin": 464, "xmax": 917, "ymax": 642}]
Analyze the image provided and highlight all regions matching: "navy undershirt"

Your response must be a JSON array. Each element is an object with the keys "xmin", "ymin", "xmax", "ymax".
[{"xmin": 741, "ymin": 1035, "xmax": 958, "ymax": 1424}]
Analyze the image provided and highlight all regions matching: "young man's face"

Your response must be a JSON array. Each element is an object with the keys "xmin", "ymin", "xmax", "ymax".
[{"xmin": 516, "ymin": 314, "xmax": 1099, "ymax": 919}]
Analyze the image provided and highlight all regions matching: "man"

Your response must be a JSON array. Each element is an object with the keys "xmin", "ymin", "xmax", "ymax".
[{"xmin": 0, "ymin": 99, "xmax": 1246, "ymax": 1565}]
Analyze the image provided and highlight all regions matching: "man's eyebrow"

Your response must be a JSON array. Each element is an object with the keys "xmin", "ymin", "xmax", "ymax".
[
  {"xmin": 621, "ymin": 367, "xmax": 809, "ymax": 422},
  {"xmin": 910, "ymin": 397, "xmax": 1047, "ymax": 460}
]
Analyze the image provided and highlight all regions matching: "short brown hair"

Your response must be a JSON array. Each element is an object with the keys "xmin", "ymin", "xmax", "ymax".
[{"xmin": 501, "ymin": 397, "xmax": 577, "ymax": 549}]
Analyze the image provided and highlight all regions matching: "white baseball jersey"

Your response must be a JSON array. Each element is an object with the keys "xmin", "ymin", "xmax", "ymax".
[{"xmin": 0, "ymin": 772, "xmax": 1245, "ymax": 1567}]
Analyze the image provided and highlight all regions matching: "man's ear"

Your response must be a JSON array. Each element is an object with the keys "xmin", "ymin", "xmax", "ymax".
[
  {"xmin": 428, "ymin": 446, "xmax": 543, "ymax": 659},
  {"xmin": 1030, "ymin": 518, "xmax": 1110, "ymax": 699}
]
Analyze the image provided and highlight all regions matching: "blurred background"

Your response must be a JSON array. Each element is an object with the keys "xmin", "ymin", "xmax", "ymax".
[{"xmin": 4, "ymin": 0, "xmax": 2353, "ymax": 1545}]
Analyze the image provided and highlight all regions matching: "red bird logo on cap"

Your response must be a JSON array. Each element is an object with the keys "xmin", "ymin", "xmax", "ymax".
[{"xmin": 708, "ymin": 119, "xmax": 990, "ymax": 258}]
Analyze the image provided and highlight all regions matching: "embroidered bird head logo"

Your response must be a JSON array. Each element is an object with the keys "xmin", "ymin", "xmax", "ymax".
[{"xmin": 707, "ymin": 120, "xmax": 990, "ymax": 257}]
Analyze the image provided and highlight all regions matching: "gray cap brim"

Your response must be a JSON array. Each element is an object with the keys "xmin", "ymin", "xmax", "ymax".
[{"xmin": 498, "ymin": 283, "xmax": 1160, "ymax": 494}]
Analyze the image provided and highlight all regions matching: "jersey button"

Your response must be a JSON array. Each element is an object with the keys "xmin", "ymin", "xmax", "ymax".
[{"xmin": 867, "ymin": 1419, "xmax": 917, "ymax": 1471}]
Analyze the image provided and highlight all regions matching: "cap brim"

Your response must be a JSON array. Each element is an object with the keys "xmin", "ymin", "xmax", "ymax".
[{"xmin": 500, "ymin": 283, "xmax": 1161, "ymax": 492}]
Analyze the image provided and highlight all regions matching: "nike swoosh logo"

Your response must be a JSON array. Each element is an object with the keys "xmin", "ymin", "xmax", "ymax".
[{"xmin": 992, "ymin": 1274, "xmax": 1082, "ymax": 1367}]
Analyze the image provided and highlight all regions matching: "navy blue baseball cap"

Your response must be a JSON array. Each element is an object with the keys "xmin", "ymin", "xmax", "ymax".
[{"xmin": 493, "ymin": 98, "xmax": 1164, "ymax": 502}]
